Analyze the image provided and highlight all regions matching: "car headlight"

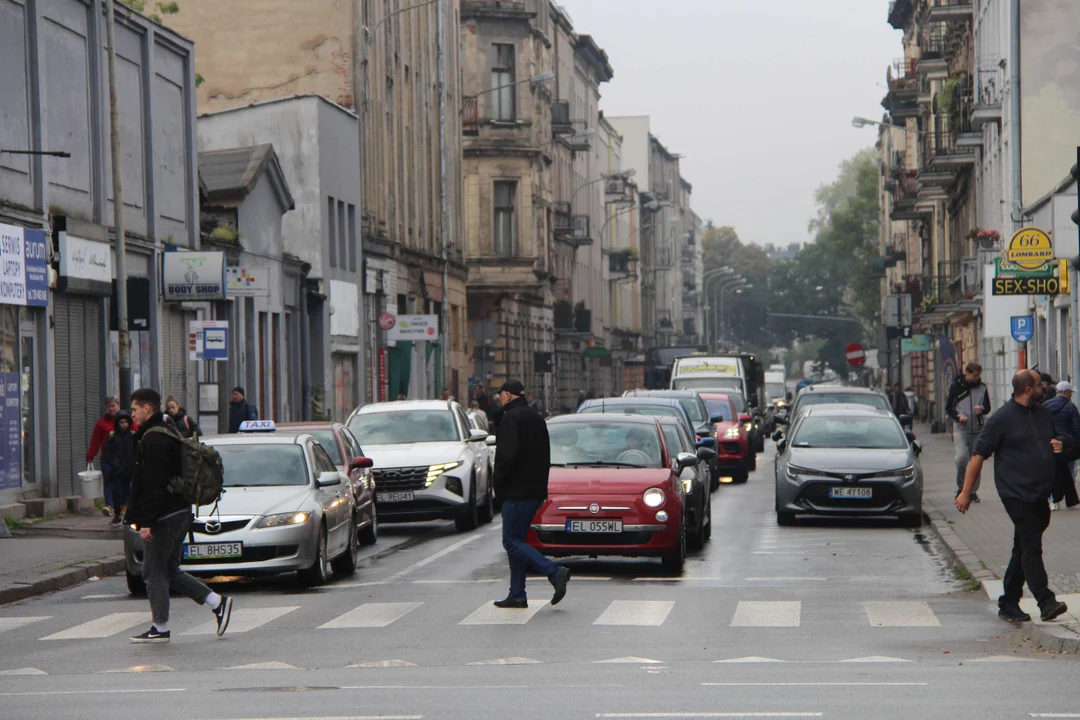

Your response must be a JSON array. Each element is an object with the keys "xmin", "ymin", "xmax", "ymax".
[
  {"xmin": 682, "ymin": 477, "xmax": 693, "ymax": 494},
  {"xmin": 643, "ymin": 488, "xmax": 665, "ymax": 508},
  {"xmin": 785, "ymin": 465, "xmax": 812, "ymax": 481},
  {"xmin": 426, "ymin": 461, "xmax": 463, "ymax": 487},
  {"xmin": 899, "ymin": 465, "xmax": 917, "ymax": 482},
  {"xmin": 256, "ymin": 511, "xmax": 310, "ymax": 528},
  {"xmin": 723, "ymin": 426, "xmax": 741, "ymax": 439},
  {"xmin": 744, "ymin": 423, "xmax": 753, "ymax": 432}
]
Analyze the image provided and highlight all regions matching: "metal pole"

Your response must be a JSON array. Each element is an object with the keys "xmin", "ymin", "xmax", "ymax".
[
  {"xmin": 104, "ymin": 0, "xmax": 131, "ymax": 401},
  {"xmin": 436, "ymin": 0, "xmax": 451, "ymax": 396},
  {"xmin": 352, "ymin": 3, "xmax": 372, "ymax": 406}
]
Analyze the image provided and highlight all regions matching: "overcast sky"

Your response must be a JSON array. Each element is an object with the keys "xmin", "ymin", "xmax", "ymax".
[{"xmin": 561, "ymin": 0, "xmax": 902, "ymax": 248}]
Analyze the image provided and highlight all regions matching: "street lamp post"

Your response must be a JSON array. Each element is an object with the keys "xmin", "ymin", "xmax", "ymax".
[
  {"xmin": 719, "ymin": 282, "xmax": 752, "ymax": 347},
  {"xmin": 709, "ymin": 276, "xmax": 747, "ymax": 348},
  {"xmin": 702, "ymin": 269, "xmax": 736, "ymax": 349}
]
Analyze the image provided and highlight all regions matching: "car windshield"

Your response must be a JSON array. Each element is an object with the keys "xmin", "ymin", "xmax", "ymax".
[
  {"xmin": 548, "ymin": 422, "xmax": 665, "ymax": 468},
  {"xmin": 701, "ymin": 398, "xmax": 734, "ymax": 422},
  {"xmin": 797, "ymin": 393, "xmax": 889, "ymax": 413},
  {"xmin": 308, "ymin": 430, "xmax": 343, "ymax": 465},
  {"xmin": 348, "ymin": 410, "xmax": 459, "ymax": 444},
  {"xmin": 659, "ymin": 424, "xmax": 687, "ymax": 455},
  {"xmin": 791, "ymin": 417, "xmax": 908, "ymax": 449},
  {"xmin": 766, "ymin": 383, "xmax": 785, "ymax": 399},
  {"xmin": 579, "ymin": 404, "xmax": 682, "ymax": 421},
  {"xmin": 213, "ymin": 444, "xmax": 309, "ymax": 486},
  {"xmin": 673, "ymin": 377, "xmax": 744, "ymax": 393}
]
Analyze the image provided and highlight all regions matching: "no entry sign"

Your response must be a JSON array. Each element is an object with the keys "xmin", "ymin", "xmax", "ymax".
[{"xmin": 845, "ymin": 342, "xmax": 866, "ymax": 367}]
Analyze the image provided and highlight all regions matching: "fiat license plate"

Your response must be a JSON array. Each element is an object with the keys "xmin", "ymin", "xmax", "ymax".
[
  {"xmin": 566, "ymin": 519, "xmax": 622, "ymax": 533},
  {"xmin": 377, "ymin": 491, "xmax": 414, "ymax": 503},
  {"xmin": 829, "ymin": 487, "xmax": 872, "ymax": 499},
  {"xmin": 182, "ymin": 542, "xmax": 242, "ymax": 559}
]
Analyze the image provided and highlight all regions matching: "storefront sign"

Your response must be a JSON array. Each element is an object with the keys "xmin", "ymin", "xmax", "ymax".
[
  {"xmin": 163, "ymin": 251, "xmax": 226, "ymax": 301},
  {"xmin": 1004, "ymin": 226, "xmax": 1055, "ymax": 270},
  {"xmin": 901, "ymin": 334, "xmax": 932, "ymax": 353},
  {"xmin": 58, "ymin": 233, "xmax": 112, "ymax": 295},
  {"xmin": 386, "ymin": 314, "xmax": 439, "ymax": 342},
  {"xmin": 0, "ymin": 224, "xmax": 48, "ymax": 307},
  {"xmin": 992, "ymin": 256, "xmax": 1070, "ymax": 296},
  {"xmin": 0, "ymin": 372, "xmax": 21, "ymax": 491},
  {"xmin": 225, "ymin": 266, "xmax": 270, "ymax": 298},
  {"xmin": 188, "ymin": 320, "xmax": 229, "ymax": 360}
]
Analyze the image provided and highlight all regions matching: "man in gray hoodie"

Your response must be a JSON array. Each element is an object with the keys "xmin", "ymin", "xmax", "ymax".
[{"xmin": 947, "ymin": 362, "xmax": 991, "ymax": 501}]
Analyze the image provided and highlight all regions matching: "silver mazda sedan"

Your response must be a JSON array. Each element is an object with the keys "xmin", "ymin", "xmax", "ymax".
[{"xmin": 773, "ymin": 405, "xmax": 923, "ymax": 527}]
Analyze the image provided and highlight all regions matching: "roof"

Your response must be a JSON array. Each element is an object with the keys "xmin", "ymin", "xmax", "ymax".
[
  {"xmin": 198, "ymin": 144, "xmax": 295, "ymax": 210},
  {"xmin": 580, "ymin": 397, "xmax": 683, "ymax": 408},
  {"xmin": 276, "ymin": 422, "xmax": 345, "ymax": 430},
  {"xmin": 803, "ymin": 404, "xmax": 893, "ymax": 418},
  {"xmin": 801, "ymin": 386, "xmax": 883, "ymax": 395},
  {"xmin": 198, "ymin": 93, "xmax": 358, "ymax": 122},
  {"xmin": 548, "ymin": 413, "xmax": 661, "ymax": 427},
  {"xmin": 625, "ymin": 390, "xmax": 701, "ymax": 399},
  {"xmin": 355, "ymin": 400, "xmax": 455, "ymax": 414},
  {"xmin": 204, "ymin": 431, "xmax": 314, "ymax": 447}
]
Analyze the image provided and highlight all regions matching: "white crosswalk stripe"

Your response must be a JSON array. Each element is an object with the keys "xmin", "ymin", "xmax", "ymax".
[
  {"xmin": 594, "ymin": 600, "xmax": 674, "ymax": 626},
  {"xmin": 319, "ymin": 602, "xmax": 424, "ymax": 629},
  {"xmin": 731, "ymin": 601, "xmax": 801, "ymax": 627},
  {"xmin": 459, "ymin": 600, "xmax": 549, "ymax": 625},
  {"xmin": 863, "ymin": 601, "xmax": 940, "ymax": 627},
  {"xmin": 0, "ymin": 617, "xmax": 50, "ymax": 635},
  {"xmin": 40, "ymin": 612, "xmax": 151, "ymax": 640},
  {"xmin": 183, "ymin": 606, "xmax": 299, "ymax": 636}
]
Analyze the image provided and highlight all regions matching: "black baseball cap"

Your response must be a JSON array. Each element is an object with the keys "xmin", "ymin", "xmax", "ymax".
[{"xmin": 499, "ymin": 380, "xmax": 525, "ymax": 396}]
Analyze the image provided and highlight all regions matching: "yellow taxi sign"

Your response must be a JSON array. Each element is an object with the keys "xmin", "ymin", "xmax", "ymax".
[{"xmin": 1004, "ymin": 226, "xmax": 1054, "ymax": 271}]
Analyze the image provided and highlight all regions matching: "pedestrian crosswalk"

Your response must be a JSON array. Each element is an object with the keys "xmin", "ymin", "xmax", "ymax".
[{"xmin": 1, "ymin": 596, "xmax": 956, "ymax": 641}]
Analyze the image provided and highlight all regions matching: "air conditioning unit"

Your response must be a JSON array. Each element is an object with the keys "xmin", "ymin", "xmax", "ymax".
[{"xmin": 605, "ymin": 179, "xmax": 624, "ymax": 195}]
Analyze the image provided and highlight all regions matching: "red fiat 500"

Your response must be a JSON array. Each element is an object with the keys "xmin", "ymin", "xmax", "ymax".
[
  {"xmin": 528, "ymin": 414, "xmax": 692, "ymax": 572},
  {"xmin": 698, "ymin": 393, "xmax": 751, "ymax": 484}
]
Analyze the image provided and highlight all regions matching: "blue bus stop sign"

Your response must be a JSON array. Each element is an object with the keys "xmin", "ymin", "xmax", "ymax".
[{"xmin": 1011, "ymin": 316, "xmax": 1034, "ymax": 344}]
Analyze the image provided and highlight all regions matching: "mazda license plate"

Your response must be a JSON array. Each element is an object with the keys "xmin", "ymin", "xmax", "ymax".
[
  {"xmin": 182, "ymin": 542, "xmax": 242, "ymax": 559},
  {"xmin": 377, "ymin": 491, "xmax": 414, "ymax": 503},
  {"xmin": 566, "ymin": 519, "xmax": 623, "ymax": 533},
  {"xmin": 829, "ymin": 487, "xmax": 872, "ymax": 499}
]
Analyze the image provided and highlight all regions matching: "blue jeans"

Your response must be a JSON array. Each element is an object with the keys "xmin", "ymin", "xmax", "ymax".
[
  {"xmin": 501, "ymin": 499, "xmax": 560, "ymax": 601},
  {"xmin": 105, "ymin": 472, "xmax": 129, "ymax": 511}
]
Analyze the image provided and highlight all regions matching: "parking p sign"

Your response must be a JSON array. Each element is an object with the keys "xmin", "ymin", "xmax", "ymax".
[{"xmin": 1010, "ymin": 316, "xmax": 1033, "ymax": 344}]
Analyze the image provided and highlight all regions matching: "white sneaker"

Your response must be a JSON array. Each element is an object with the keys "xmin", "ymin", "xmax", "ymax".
[{"xmin": 1051, "ymin": 502, "xmax": 1062, "ymax": 511}]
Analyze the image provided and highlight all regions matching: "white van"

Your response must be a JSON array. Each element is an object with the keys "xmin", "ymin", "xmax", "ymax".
[
  {"xmin": 670, "ymin": 356, "xmax": 747, "ymax": 397},
  {"xmin": 764, "ymin": 371, "xmax": 786, "ymax": 404}
]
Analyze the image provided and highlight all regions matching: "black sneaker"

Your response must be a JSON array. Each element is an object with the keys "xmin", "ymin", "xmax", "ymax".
[
  {"xmin": 551, "ymin": 567, "xmax": 571, "ymax": 606},
  {"xmin": 109, "ymin": 515, "xmax": 123, "ymax": 528},
  {"xmin": 998, "ymin": 606, "xmax": 1032, "ymax": 623},
  {"xmin": 971, "ymin": 493, "xmax": 981, "ymax": 503},
  {"xmin": 214, "ymin": 595, "xmax": 234, "ymax": 636},
  {"xmin": 1041, "ymin": 600, "xmax": 1068, "ymax": 622},
  {"xmin": 493, "ymin": 597, "xmax": 528, "ymax": 609},
  {"xmin": 129, "ymin": 627, "xmax": 170, "ymax": 644}
]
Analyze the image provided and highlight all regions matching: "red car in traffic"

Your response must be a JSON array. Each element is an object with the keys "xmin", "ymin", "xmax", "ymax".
[
  {"xmin": 698, "ymin": 393, "xmax": 751, "ymax": 484},
  {"xmin": 527, "ymin": 414, "xmax": 691, "ymax": 572}
]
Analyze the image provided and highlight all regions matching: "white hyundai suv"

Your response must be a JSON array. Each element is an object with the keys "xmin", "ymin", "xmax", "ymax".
[{"xmin": 347, "ymin": 400, "xmax": 495, "ymax": 531}]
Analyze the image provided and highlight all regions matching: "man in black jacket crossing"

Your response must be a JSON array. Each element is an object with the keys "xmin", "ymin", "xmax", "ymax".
[{"xmin": 491, "ymin": 380, "xmax": 570, "ymax": 609}]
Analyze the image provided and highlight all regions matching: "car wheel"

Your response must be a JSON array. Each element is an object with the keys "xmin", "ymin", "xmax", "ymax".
[
  {"xmin": 776, "ymin": 511, "xmax": 796, "ymax": 527},
  {"xmin": 710, "ymin": 471, "xmax": 720, "ymax": 492},
  {"xmin": 703, "ymin": 495, "xmax": 712, "ymax": 542},
  {"xmin": 298, "ymin": 525, "xmax": 329, "ymax": 587},
  {"xmin": 899, "ymin": 512, "xmax": 923, "ymax": 528},
  {"xmin": 126, "ymin": 570, "xmax": 146, "ymax": 596},
  {"xmin": 331, "ymin": 516, "xmax": 359, "ymax": 576},
  {"xmin": 661, "ymin": 525, "xmax": 686, "ymax": 573},
  {"xmin": 732, "ymin": 466, "xmax": 749, "ymax": 484},
  {"xmin": 358, "ymin": 504, "xmax": 378, "ymax": 546},
  {"xmin": 478, "ymin": 483, "xmax": 495, "ymax": 525},
  {"xmin": 688, "ymin": 497, "xmax": 706, "ymax": 552},
  {"xmin": 455, "ymin": 478, "xmax": 480, "ymax": 532},
  {"xmin": 747, "ymin": 453, "xmax": 757, "ymax": 472}
]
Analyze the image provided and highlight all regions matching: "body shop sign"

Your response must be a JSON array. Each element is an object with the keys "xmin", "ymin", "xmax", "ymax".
[
  {"xmin": 0, "ymin": 224, "xmax": 48, "ymax": 307},
  {"xmin": 163, "ymin": 251, "xmax": 226, "ymax": 301}
]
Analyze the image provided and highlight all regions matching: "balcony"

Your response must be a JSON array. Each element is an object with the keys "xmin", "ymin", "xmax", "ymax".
[
  {"xmin": 553, "ymin": 202, "xmax": 573, "ymax": 237},
  {"xmin": 927, "ymin": 0, "xmax": 974, "ymax": 24},
  {"xmin": 651, "ymin": 246, "xmax": 674, "ymax": 270},
  {"xmin": 882, "ymin": 58, "xmax": 920, "ymax": 120},
  {"xmin": 681, "ymin": 249, "xmax": 695, "ymax": 266},
  {"xmin": 890, "ymin": 172, "xmax": 929, "ymax": 221},
  {"xmin": 608, "ymin": 249, "xmax": 639, "ymax": 279},
  {"xmin": 551, "ymin": 101, "xmax": 574, "ymax": 136},
  {"xmin": 570, "ymin": 214, "xmax": 592, "ymax": 247},
  {"xmin": 972, "ymin": 61, "xmax": 1004, "ymax": 129},
  {"xmin": 916, "ymin": 25, "xmax": 948, "ymax": 77},
  {"xmin": 888, "ymin": 0, "xmax": 914, "ymax": 30},
  {"xmin": 463, "ymin": 97, "xmax": 479, "ymax": 137},
  {"xmin": 656, "ymin": 310, "xmax": 674, "ymax": 330},
  {"xmin": 924, "ymin": 259, "xmax": 982, "ymax": 310}
]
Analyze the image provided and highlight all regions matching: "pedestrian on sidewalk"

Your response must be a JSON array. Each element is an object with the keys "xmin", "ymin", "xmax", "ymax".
[
  {"xmin": 947, "ymin": 362, "xmax": 991, "ymax": 502},
  {"xmin": 1044, "ymin": 381, "xmax": 1080, "ymax": 510},
  {"xmin": 227, "ymin": 386, "xmax": 258, "ymax": 434},
  {"xmin": 956, "ymin": 369, "xmax": 1070, "ymax": 624},
  {"xmin": 490, "ymin": 379, "xmax": 570, "ymax": 609},
  {"xmin": 126, "ymin": 388, "xmax": 233, "ymax": 643},
  {"xmin": 101, "ymin": 411, "xmax": 135, "ymax": 526},
  {"xmin": 1040, "ymin": 373, "xmax": 1058, "ymax": 402},
  {"xmin": 165, "ymin": 396, "xmax": 200, "ymax": 440},
  {"xmin": 87, "ymin": 397, "xmax": 135, "ymax": 467}
]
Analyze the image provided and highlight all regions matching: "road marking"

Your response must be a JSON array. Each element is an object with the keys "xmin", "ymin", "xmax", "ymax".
[
  {"xmin": 0, "ymin": 668, "xmax": 47, "ymax": 676},
  {"xmin": 184, "ymin": 606, "xmax": 298, "ymax": 635},
  {"xmin": 320, "ymin": 603, "xmax": 423, "ymax": 629},
  {"xmin": 324, "ymin": 581, "xmax": 392, "ymax": 590},
  {"xmin": 0, "ymin": 617, "xmax": 50, "ymax": 634},
  {"xmin": 974, "ymin": 655, "xmax": 1040, "ymax": 662},
  {"xmin": 633, "ymin": 576, "xmax": 723, "ymax": 582},
  {"xmin": 467, "ymin": 657, "xmax": 542, "ymax": 665},
  {"xmin": 387, "ymin": 534, "xmax": 486, "ymax": 581},
  {"xmin": 347, "ymin": 660, "xmax": 418, "ymax": 668},
  {"xmin": 574, "ymin": 576, "xmax": 613, "ymax": 581},
  {"xmin": 744, "ymin": 577, "xmax": 826, "ymax": 582},
  {"xmin": 224, "ymin": 661, "xmax": 303, "ymax": 671},
  {"xmin": 0, "ymin": 689, "xmax": 185, "ymax": 697},
  {"xmin": 863, "ymin": 601, "xmax": 940, "ymax": 627},
  {"xmin": 731, "ymin": 601, "xmax": 801, "ymax": 627},
  {"xmin": 40, "ymin": 612, "xmax": 150, "ymax": 640},
  {"xmin": 593, "ymin": 657, "xmax": 664, "ymax": 664},
  {"xmin": 839, "ymin": 656, "xmax": 911, "ymax": 663},
  {"xmin": 203, "ymin": 716, "xmax": 423, "ymax": 720},
  {"xmin": 459, "ymin": 600, "xmax": 548, "ymax": 625},
  {"xmin": 704, "ymin": 682, "xmax": 926, "ymax": 687},
  {"xmin": 81, "ymin": 593, "xmax": 129, "ymax": 600},
  {"xmin": 594, "ymin": 601, "xmax": 674, "ymax": 626},
  {"xmin": 714, "ymin": 657, "xmax": 786, "ymax": 663},
  {"xmin": 97, "ymin": 665, "xmax": 175, "ymax": 673},
  {"xmin": 342, "ymin": 685, "xmax": 527, "ymax": 690},
  {"xmin": 597, "ymin": 715, "xmax": 823, "ymax": 718},
  {"xmin": 412, "ymin": 579, "xmax": 500, "ymax": 584},
  {"xmin": 1032, "ymin": 715, "xmax": 1080, "ymax": 718}
]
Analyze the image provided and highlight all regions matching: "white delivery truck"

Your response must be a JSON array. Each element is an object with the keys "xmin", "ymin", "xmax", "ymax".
[
  {"xmin": 669, "ymin": 355, "xmax": 747, "ymax": 398},
  {"xmin": 764, "ymin": 371, "xmax": 786, "ymax": 405}
]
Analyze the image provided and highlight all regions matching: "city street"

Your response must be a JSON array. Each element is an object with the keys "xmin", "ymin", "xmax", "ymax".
[{"xmin": 3, "ymin": 448, "xmax": 1078, "ymax": 720}]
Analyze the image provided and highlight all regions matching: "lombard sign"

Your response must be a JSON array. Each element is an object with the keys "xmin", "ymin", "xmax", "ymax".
[
  {"xmin": 163, "ymin": 251, "xmax": 225, "ymax": 302},
  {"xmin": 992, "ymin": 226, "xmax": 1070, "ymax": 296},
  {"xmin": 386, "ymin": 314, "xmax": 439, "ymax": 342},
  {"xmin": 0, "ymin": 224, "xmax": 48, "ymax": 308},
  {"xmin": 1003, "ymin": 226, "xmax": 1055, "ymax": 270}
]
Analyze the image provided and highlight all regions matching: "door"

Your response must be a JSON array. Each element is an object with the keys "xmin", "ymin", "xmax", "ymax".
[
  {"xmin": 332, "ymin": 353, "xmax": 356, "ymax": 423},
  {"xmin": 161, "ymin": 308, "xmax": 196, "ymax": 415},
  {"xmin": 312, "ymin": 442, "xmax": 348, "ymax": 554},
  {"xmin": 54, "ymin": 295, "xmax": 103, "ymax": 496}
]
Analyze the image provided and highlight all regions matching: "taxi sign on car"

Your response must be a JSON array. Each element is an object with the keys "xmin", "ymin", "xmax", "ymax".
[{"xmin": 239, "ymin": 420, "xmax": 276, "ymax": 432}]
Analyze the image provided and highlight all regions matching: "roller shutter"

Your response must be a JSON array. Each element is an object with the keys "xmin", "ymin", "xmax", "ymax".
[
  {"xmin": 161, "ymin": 308, "xmax": 196, "ymax": 414},
  {"xmin": 54, "ymin": 295, "xmax": 103, "ymax": 496}
]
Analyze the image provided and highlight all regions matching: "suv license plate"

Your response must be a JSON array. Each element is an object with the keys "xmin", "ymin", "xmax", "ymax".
[
  {"xmin": 183, "ymin": 542, "xmax": 242, "ymax": 559},
  {"xmin": 566, "ymin": 519, "xmax": 623, "ymax": 533},
  {"xmin": 377, "ymin": 491, "xmax": 414, "ymax": 503},
  {"xmin": 829, "ymin": 487, "xmax": 872, "ymax": 499}
]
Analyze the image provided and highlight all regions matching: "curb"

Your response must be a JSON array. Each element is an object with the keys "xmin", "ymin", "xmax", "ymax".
[
  {"xmin": 923, "ymin": 498, "xmax": 1080, "ymax": 654},
  {"xmin": 0, "ymin": 555, "xmax": 127, "ymax": 606}
]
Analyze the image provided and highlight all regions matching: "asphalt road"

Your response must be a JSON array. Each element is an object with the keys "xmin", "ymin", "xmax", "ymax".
[{"xmin": 2, "ymin": 447, "xmax": 1079, "ymax": 720}]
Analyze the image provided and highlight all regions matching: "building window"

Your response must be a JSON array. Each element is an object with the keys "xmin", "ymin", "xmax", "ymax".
[
  {"xmin": 348, "ymin": 204, "xmax": 357, "ymax": 272},
  {"xmin": 493, "ymin": 181, "xmax": 516, "ymax": 257},
  {"xmin": 338, "ymin": 200, "xmax": 347, "ymax": 273},
  {"xmin": 327, "ymin": 196, "xmax": 337, "ymax": 268},
  {"xmin": 491, "ymin": 43, "xmax": 515, "ymax": 121}
]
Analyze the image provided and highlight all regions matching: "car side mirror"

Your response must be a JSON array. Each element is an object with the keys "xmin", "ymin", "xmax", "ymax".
[
  {"xmin": 468, "ymin": 429, "xmax": 489, "ymax": 442},
  {"xmin": 772, "ymin": 429, "xmax": 784, "ymax": 442},
  {"xmin": 696, "ymin": 447, "xmax": 717, "ymax": 461},
  {"xmin": 316, "ymin": 471, "xmax": 342, "ymax": 488},
  {"xmin": 905, "ymin": 430, "xmax": 916, "ymax": 443},
  {"xmin": 739, "ymin": 413, "xmax": 752, "ymax": 423},
  {"xmin": 776, "ymin": 438, "xmax": 787, "ymax": 453},
  {"xmin": 709, "ymin": 414, "xmax": 725, "ymax": 424},
  {"xmin": 697, "ymin": 437, "xmax": 717, "ymax": 449},
  {"xmin": 485, "ymin": 434, "xmax": 497, "ymax": 446},
  {"xmin": 351, "ymin": 456, "xmax": 374, "ymax": 470},
  {"xmin": 912, "ymin": 441, "xmax": 922, "ymax": 457},
  {"xmin": 899, "ymin": 414, "xmax": 913, "ymax": 426},
  {"xmin": 676, "ymin": 451, "xmax": 699, "ymax": 469}
]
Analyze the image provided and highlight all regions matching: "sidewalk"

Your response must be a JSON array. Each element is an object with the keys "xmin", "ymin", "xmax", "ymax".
[
  {"xmin": 0, "ymin": 514, "xmax": 126, "ymax": 606},
  {"xmin": 918, "ymin": 423, "xmax": 1080, "ymax": 652}
]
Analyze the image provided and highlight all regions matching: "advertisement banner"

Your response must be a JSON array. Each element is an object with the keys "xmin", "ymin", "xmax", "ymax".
[
  {"xmin": 225, "ymin": 266, "xmax": 271, "ymax": 297},
  {"xmin": 386, "ymin": 314, "xmax": 439, "ymax": 342},
  {"xmin": 0, "ymin": 224, "xmax": 49, "ymax": 308},
  {"xmin": 59, "ymin": 233, "xmax": 112, "ymax": 294},
  {"xmin": 0, "ymin": 372, "xmax": 21, "ymax": 491},
  {"xmin": 163, "ymin": 251, "xmax": 226, "ymax": 301}
]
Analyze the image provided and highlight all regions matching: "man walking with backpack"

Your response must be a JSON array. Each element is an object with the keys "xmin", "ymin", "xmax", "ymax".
[{"xmin": 126, "ymin": 388, "xmax": 233, "ymax": 643}]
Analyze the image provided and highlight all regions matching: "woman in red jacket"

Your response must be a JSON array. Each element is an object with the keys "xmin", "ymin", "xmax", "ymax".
[{"xmin": 86, "ymin": 397, "xmax": 122, "ymax": 468}]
